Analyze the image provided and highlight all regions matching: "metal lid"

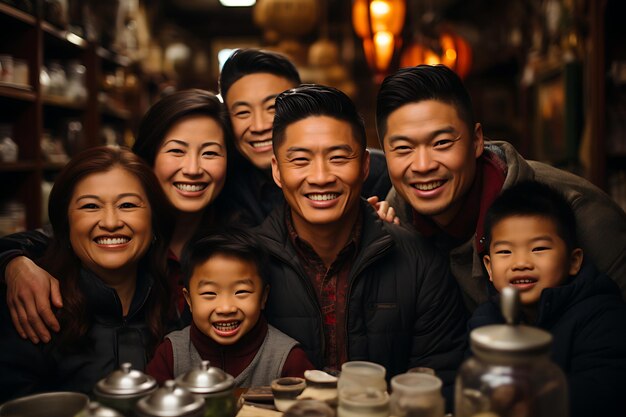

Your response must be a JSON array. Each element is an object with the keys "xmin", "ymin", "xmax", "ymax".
[
  {"xmin": 78, "ymin": 402, "xmax": 125, "ymax": 417},
  {"xmin": 135, "ymin": 381, "xmax": 205, "ymax": 417},
  {"xmin": 175, "ymin": 360, "xmax": 234, "ymax": 395},
  {"xmin": 470, "ymin": 287, "xmax": 552, "ymax": 357},
  {"xmin": 94, "ymin": 363, "xmax": 157, "ymax": 397}
]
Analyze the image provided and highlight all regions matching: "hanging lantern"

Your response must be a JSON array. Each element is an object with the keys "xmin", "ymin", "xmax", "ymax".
[
  {"xmin": 400, "ymin": 30, "xmax": 472, "ymax": 78},
  {"xmin": 352, "ymin": 0, "xmax": 406, "ymax": 80}
]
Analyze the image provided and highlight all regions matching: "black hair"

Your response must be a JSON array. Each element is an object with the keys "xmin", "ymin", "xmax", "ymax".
[
  {"xmin": 181, "ymin": 228, "xmax": 270, "ymax": 289},
  {"xmin": 272, "ymin": 84, "xmax": 367, "ymax": 153},
  {"xmin": 483, "ymin": 181, "xmax": 579, "ymax": 253},
  {"xmin": 376, "ymin": 65, "xmax": 475, "ymax": 145},
  {"xmin": 219, "ymin": 48, "xmax": 301, "ymax": 101},
  {"xmin": 132, "ymin": 89, "xmax": 232, "ymax": 167}
]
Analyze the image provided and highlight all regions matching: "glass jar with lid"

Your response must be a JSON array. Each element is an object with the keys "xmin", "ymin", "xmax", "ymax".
[{"xmin": 455, "ymin": 287, "xmax": 568, "ymax": 417}]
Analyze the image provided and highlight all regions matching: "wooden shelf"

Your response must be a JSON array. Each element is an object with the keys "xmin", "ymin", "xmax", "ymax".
[
  {"xmin": 43, "ymin": 95, "xmax": 87, "ymax": 110},
  {"xmin": 96, "ymin": 47, "xmax": 132, "ymax": 68},
  {"xmin": 41, "ymin": 22, "xmax": 87, "ymax": 50},
  {"xmin": 0, "ymin": 83, "xmax": 36, "ymax": 102},
  {"xmin": 0, "ymin": 3, "xmax": 36, "ymax": 26},
  {"xmin": 0, "ymin": 161, "xmax": 38, "ymax": 172}
]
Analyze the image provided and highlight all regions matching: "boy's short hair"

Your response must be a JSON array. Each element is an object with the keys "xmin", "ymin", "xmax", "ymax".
[
  {"xmin": 181, "ymin": 228, "xmax": 270, "ymax": 288},
  {"xmin": 376, "ymin": 65, "xmax": 475, "ymax": 145},
  {"xmin": 219, "ymin": 48, "xmax": 301, "ymax": 100},
  {"xmin": 484, "ymin": 181, "xmax": 578, "ymax": 253},
  {"xmin": 272, "ymin": 84, "xmax": 367, "ymax": 153}
]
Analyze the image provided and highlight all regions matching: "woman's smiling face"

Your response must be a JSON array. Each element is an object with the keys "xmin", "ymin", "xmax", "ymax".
[
  {"xmin": 68, "ymin": 167, "xmax": 152, "ymax": 279},
  {"xmin": 153, "ymin": 115, "xmax": 227, "ymax": 214}
]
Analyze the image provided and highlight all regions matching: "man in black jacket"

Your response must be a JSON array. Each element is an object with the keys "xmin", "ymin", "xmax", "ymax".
[{"xmin": 256, "ymin": 84, "xmax": 467, "ymax": 383}]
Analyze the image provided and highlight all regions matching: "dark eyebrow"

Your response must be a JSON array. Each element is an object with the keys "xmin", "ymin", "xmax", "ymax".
[
  {"xmin": 285, "ymin": 144, "xmax": 354, "ymax": 157},
  {"xmin": 162, "ymin": 139, "xmax": 223, "ymax": 149},
  {"xmin": 231, "ymin": 94, "xmax": 279, "ymax": 109},
  {"xmin": 75, "ymin": 193, "xmax": 144, "ymax": 203},
  {"xmin": 196, "ymin": 278, "xmax": 255, "ymax": 287},
  {"xmin": 387, "ymin": 126, "xmax": 458, "ymax": 145}
]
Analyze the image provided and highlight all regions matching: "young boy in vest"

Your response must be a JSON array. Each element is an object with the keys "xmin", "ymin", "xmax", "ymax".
[
  {"xmin": 147, "ymin": 229, "xmax": 314, "ymax": 386},
  {"xmin": 468, "ymin": 181, "xmax": 626, "ymax": 417}
]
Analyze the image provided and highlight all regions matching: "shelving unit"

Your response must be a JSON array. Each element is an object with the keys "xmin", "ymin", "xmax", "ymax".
[{"xmin": 0, "ymin": 2, "xmax": 141, "ymax": 231}]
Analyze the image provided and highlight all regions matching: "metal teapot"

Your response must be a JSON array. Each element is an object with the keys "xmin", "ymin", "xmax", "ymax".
[
  {"xmin": 175, "ymin": 360, "xmax": 237, "ymax": 417},
  {"xmin": 93, "ymin": 363, "xmax": 158, "ymax": 414}
]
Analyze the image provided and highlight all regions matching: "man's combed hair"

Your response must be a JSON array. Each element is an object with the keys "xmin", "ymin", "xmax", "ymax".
[
  {"xmin": 219, "ymin": 48, "xmax": 301, "ymax": 100},
  {"xmin": 181, "ymin": 228, "xmax": 270, "ymax": 288},
  {"xmin": 483, "ymin": 181, "xmax": 579, "ymax": 252},
  {"xmin": 272, "ymin": 84, "xmax": 367, "ymax": 152},
  {"xmin": 376, "ymin": 65, "xmax": 475, "ymax": 144}
]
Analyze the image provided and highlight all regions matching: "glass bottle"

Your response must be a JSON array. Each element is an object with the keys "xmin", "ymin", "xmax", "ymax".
[{"xmin": 455, "ymin": 287, "xmax": 568, "ymax": 417}]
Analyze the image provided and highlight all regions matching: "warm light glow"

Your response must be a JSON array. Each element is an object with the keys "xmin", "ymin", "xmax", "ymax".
[
  {"xmin": 370, "ymin": 1, "xmax": 391, "ymax": 18},
  {"xmin": 374, "ymin": 31, "xmax": 394, "ymax": 72},
  {"xmin": 352, "ymin": 0, "xmax": 406, "ymax": 78},
  {"xmin": 219, "ymin": 0, "xmax": 255, "ymax": 6},
  {"xmin": 445, "ymin": 48, "xmax": 457, "ymax": 60}
]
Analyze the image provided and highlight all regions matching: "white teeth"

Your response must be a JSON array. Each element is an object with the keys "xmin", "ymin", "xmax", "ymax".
[
  {"xmin": 96, "ymin": 237, "xmax": 129, "ymax": 245},
  {"xmin": 512, "ymin": 279, "xmax": 536, "ymax": 284},
  {"xmin": 175, "ymin": 183, "xmax": 207, "ymax": 192},
  {"xmin": 251, "ymin": 140, "xmax": 272, "ymax": 148},
  {"xmin": 412, "ymin": 181, "xmax": 444, "ymax": 191},
  {"xmin": 213, "ymin": 321, "xmax": 240, "ymax": 331},
  {"xmin": 308, "ymin": 193, "xmax": 338, "ymax": 201}
]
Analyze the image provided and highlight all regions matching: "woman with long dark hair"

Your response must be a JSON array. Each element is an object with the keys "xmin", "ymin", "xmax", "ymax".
[
  {"xmin": 2, "ymin": 89, "xmax": 232, "ymax": 340},
  {"xmin": 0, "ymin": 147, "xmax": 174, "ymax": 401}
]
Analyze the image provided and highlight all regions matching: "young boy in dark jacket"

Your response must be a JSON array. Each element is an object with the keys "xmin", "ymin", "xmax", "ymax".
[
  {"xmin": 469, "ymin": 181, "xmax": 626, "ymax": 417},
  {"xmin": 146, "ymin": 230, "xmax": 313, "ymax": 386}
]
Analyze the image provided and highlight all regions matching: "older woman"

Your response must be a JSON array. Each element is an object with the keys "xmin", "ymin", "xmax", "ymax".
[
  {"xmin": 2, "ymin": 89, "xmax": 231, "ymax": 341},
  {"xmin": 0, "ymin": 147, "xmax": 174, "ymax": 401}
]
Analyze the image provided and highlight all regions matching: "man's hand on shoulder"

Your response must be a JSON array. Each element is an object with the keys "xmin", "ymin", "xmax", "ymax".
[{"xmin": 5, "ymin": 256, "xmax": 62, "ymax": 343}]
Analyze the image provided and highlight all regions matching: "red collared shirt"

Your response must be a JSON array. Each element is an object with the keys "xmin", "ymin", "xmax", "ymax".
[{"xmin": 286, "ymin": 209, "xmax": 362, "ymax": 371}]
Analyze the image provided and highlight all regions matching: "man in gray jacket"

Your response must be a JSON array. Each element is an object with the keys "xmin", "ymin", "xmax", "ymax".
[{"xmin": 377, "ymin": 65, "xmax": 626, "ymax": 310}]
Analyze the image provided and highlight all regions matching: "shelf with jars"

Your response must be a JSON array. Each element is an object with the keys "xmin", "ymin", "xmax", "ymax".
[{"xmin": 0, "ymin": 1, "xmax": 145, "ymax": 233}]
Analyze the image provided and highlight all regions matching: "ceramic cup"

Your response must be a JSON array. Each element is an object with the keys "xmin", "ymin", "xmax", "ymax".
[{"xmin": 271, "ymin": 377, "xmax": 306, "ymax": 411}]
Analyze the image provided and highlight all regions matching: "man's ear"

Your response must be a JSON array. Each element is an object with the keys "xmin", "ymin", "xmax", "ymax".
[
  {"xmin": 568, "ymin": 248, "xmax": 584, "ymax": 276},
  {"xmin": 271, "ymin": 156, "xmax": 282, "ymax": 189},
  {"xmin": 260, "ymin": 284, "xmax": 270, "ymax": 310},
  {"xmin": 183, "ymin": 288, "xmax": 192, "ymax": 312},
  {"xmin": 473, "ymin": 123, "xmax": 484, "ymax": 159},
  {"xmin": 483, "ymin": 254, "xmax": 494, "ymax": 282},
  {"xmin": 362, "ymin": 148, "xmax": 371, "ymax": 181}
]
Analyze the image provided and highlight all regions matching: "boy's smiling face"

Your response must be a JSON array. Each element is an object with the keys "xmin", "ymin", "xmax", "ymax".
[
  {"xmin": 183, "ymin": 253, "xmax": 268, "ymax": 345},
  {"xmin": 483, "ymin": 215, "xmax": 583, "ymax": 306}
]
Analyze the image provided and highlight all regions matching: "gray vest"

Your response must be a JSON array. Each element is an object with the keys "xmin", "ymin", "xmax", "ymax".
[{"xmin": 166, "ymin": 325, "xmax": 299, "ymax": 387}]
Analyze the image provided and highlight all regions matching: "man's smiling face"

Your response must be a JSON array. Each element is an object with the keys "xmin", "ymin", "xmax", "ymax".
[
  {"xmin": 383, "ymin": 100, "xmax": 483, "ymax": 226},
  {"xmin": 225, "ymin": 73, "xmax": 296, "ymax": 170},
  {"xmin": 271, "ymin": 115, "xmax": 369, "ymax": 229}
]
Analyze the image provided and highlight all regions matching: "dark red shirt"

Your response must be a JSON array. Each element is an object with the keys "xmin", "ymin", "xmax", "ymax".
[
  {"xmin": 286, "ymin": 210, "xmax": 361, "ymax": 372},
  {"xmin": 146, "ymin": 316, "xmax": 313, "ymax": 385}
]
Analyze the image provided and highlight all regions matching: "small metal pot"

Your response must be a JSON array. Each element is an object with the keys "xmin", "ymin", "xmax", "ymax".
[
  {"xmin": 135, "ymin": 380, "xmax": 205, "ymax": 417},
  {"xmin": 0, "ymin": 392, "xmax": 89, "ymax": 417},
  {"xmin": 175, "ymin": 360, "xmax": 236, "ymax": 417},
  {"xmin": 93, "ymin": 363, "xmax": 158, "ymax": 414}
]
